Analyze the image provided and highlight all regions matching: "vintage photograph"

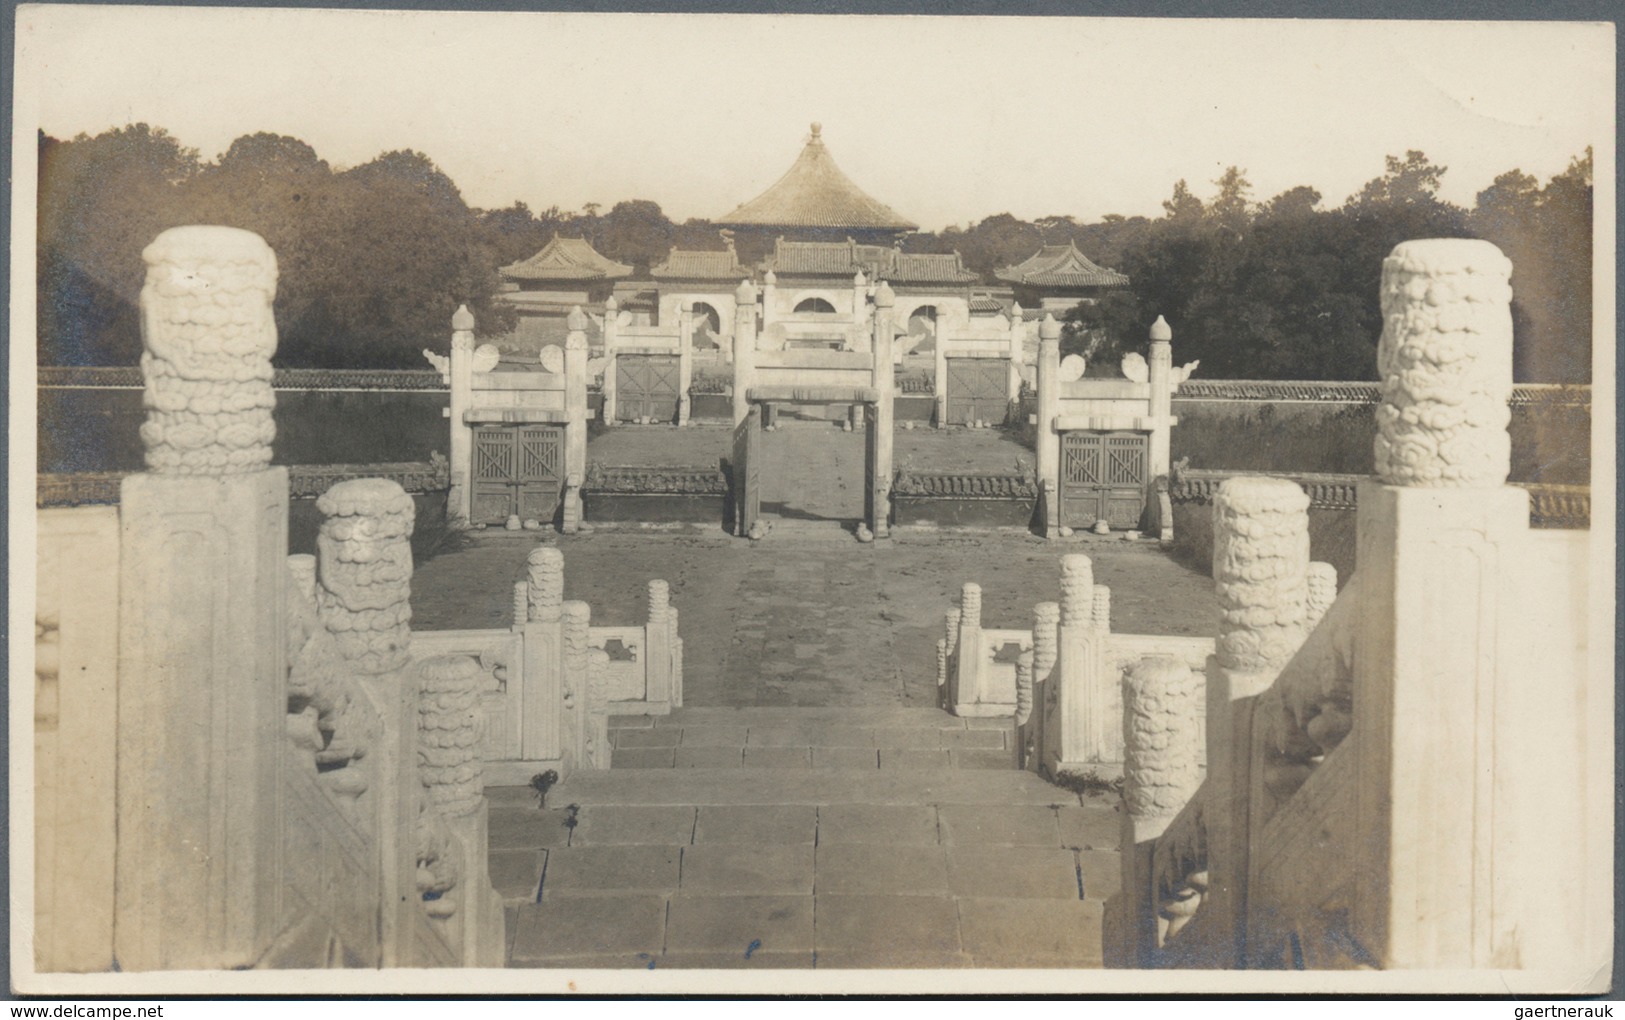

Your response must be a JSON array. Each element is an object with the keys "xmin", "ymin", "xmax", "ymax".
[{"xmin": 12, "ymin": 5, "xmax": 1614, "ymax": 996}]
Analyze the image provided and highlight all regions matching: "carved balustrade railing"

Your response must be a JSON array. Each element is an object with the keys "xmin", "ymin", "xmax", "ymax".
[
  {"xmin": 31, "ymin": 227, "xmax": 502, "ymax": 975},
  {"xmin": 409, "ymin": 545, "xmax": 683, "ymax": 784},
  {"xmin": 1106, "ymin": 239, "xmax": 1606, "ymax": 977}
]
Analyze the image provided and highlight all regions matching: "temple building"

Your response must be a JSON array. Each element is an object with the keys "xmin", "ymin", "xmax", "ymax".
[
  {"xmin": 994, "ymin": 241, "xmax": 1130, "ymax": 317},
  {"xmin": 494, "ymin": 236, "xmax": 628, "ymax": 353}
]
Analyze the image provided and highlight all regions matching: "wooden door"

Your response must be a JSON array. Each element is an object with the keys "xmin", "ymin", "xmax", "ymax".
[
  {"xmin": 1061, "ymin": 431, "xmax": 1147, "ymax": 530},
  {"xmin": 946, "ymin": 357, "xmax": 1009, "ymax": 425},
  {"xmin": 615, "ymin": 354, "xmax": 681, "ymax": 423},
  {"xmin": 472, "ymin": 426, "xmax": 563, "ymax": 525}
]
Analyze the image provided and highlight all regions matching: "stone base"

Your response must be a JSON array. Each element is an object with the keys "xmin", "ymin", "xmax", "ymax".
[{"xmin": 607, "ymin": 699, "xmax": 673, "ymax": 717}]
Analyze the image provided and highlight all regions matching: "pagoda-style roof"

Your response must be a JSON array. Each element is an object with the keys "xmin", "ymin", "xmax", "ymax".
[
  {"xmin": 499, "ymin": 236, "xmax": 633, "ymax": 282},
  {"xmin": 650, "ymin": 247, "xmax": 749, "ymax": 281},
  {"xmin": 994, "ymin": 242, "xmax": 1129, "ymax": 288},
  {"xmin": 718, "ymin": 124, "xmax": 917, "ymax": 231},
  {"xmin": 880, "ymin": 252, "xmax": 979, "ymax": 285}
]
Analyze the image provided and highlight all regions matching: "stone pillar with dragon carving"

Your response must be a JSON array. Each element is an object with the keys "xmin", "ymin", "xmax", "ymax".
[
  {"xmin": 417, "ymin": 654, "xmax": 506, "ymax": 966},
  {"xmin": 1204, "ymin": 474, "xmax": 1311, "ymax": 967},
  {"xmin": 115, "ymin": 226, "xmax": 288, "ymax": 970},
  {"xmin": 1110, "ymin": 654, "xmax": 1203, "ymax": 967},
  {"xmin": 1019, "ymin": 601, "xmax": 1060, "ymax": 771},
  {"xmin": 1043, "ymin": 554, "xmax": 1114, "ymax": 774}
]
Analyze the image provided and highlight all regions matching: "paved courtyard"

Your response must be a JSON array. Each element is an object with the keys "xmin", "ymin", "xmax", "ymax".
[{"xmin": 412, "ymin": 528, "xmax": 1218, "ymax": 707}]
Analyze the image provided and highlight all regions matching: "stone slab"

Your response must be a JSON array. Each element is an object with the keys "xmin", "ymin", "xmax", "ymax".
[
  {"xmin": 814, "ymin": 844, "xmax": 949, "ymax": 896},
  {"xmin": 550, "ymin": 768, "xmax": 1081, "ymax": 806},
  {"xmin": 940, "ymin": 729, "xmax": 1007, "ymax": 749},
  {"xmin": 608, "ymin": 715, "xmax": 655, "ymax": 730},
  {"xmin": 814, "ymin": 895, "xmax": 961, "ymax": 954},
  {"xmin": 880, "ymin": 748, "xmax": 953, "ymax": 770},
  {"xmin": 945, "ymin": 846, "xmax": 1080, "ymax": 899},
  {"xmin": 485, "ymin": 786, "xmax": 547, "ymax": 809},
  {"xmin": 612, "ymin": 747, "xmax": 677, "ymax": 768},
  {"xmin": 488, "ymin": 807, "xmax": 577, "ymax": 850},
  {"xmin": 813, "ymin": 950, "xmax": 974, "ymax": 969},
  {"xmin": 675, "ymin": 746, "xmax": 745, "ymax": 769},
  {"xmin": 654, "ymin": 707, "xmax": 966, "ymax": 729},
  {"xmin": 955, "ymin": 897, "xmax": 1104, "ymax": 966},
  {"xmin": 613, "ymin": 728, "xmax": 681, "ymax": 748},
  {"xmin": 937, "ymin": 804, "xmax": 1061, "ymax": 846},
  {"xmin": 1076, "ymin": 849, "xmax": 1119, "ymax": 902},
  {"xmin": 964, "ymin": 716, "xmax": 1016, "ymax": 730},
  {"xmin": 817, "ymin": 804, "xmax": 939, "ymax": 845},
  {"xmin": 812, "ymin": 747, "xmax": 879, "ymax": 769},
  {"xmin": 747, "ymin": 726, "xmax": 872, "ymax": 748},
  {"xmin": 677, "ymin": 725, "xmax": 749, "ymax": 747},
  {"xmin": 951, "ymin": 748, "xmax": 1019, "ymax": 769},
  {"xmin": 1057, "ymin": 804, "xmax": 1122, "ymax": 851},
  {"xmin": 664, "ymin": 894, "xmax": 815, "ymax": 954},
  {"xmin": 509, "ymin": 894, "xmax": 667, "ymax": 960},
  {"xmin": 509, "ymin": 953, "xmax": 662, "ymax": 969},
  {"xmin": 571, "ymin": 805, "xmax": 696, "ymax": 846},
  {"xmin": 488, "ymin": 849, "xmax": 546, "ymax": 904},
  {"xmin": 869, "ymin": 728, "xmax": 942, "ymax": 748},
  {"xmin": 743, "ymin": 747, "xmax": 811, "ymax": 769},
  {"xmin": 658, "ymin": 951, "xmax": 816, "ymax": 969},
  {"xmin": 694, "ymin": 805, "xmax": 818, "ymax": 845},
  {"xmin": 679, "ymin": 844, "xmax": 815, "ymax": 895},
  {"xmin": 541, "ymin": 846, "xmax": 681, "ymax": 895}
]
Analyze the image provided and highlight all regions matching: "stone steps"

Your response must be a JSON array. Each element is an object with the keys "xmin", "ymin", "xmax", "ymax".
[
  {"xmin": 485, "ymin": 707, "xmax": 1120, "ymax": 970},
  {"xmin": 605, "ymin": 705, "xmax": 1019, "ymax": 771}
]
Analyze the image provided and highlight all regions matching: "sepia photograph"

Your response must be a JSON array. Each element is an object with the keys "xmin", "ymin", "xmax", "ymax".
[{"xmin": 10, "ymin": 4, "xmax": 1615, "ymax": 997}]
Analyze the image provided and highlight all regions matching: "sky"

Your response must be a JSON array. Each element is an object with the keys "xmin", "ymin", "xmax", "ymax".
[{"xmin": 14, "ymin": 7, "xmax": 1614, "ymax": 231}]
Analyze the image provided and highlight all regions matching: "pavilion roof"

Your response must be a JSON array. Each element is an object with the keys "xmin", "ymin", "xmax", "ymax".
[
  {"xmin": 650, "ymin": 247, "xmax": 749, "ymax": 280},
  {"xmin": 880, "ymin": 252, "xmax": 979, "ymax": 284},
  {"xmin": 499, "ymin": 236, "xmax": 633, "ymax": 281},
  {"xmin": 993, "ymin": 242, "xmax": 1129, "ymax": 288},
  {"xmin": 718, "ymin": 124, "xmax": 917, "ymax": 231},
  {"xmin": 763, "ymin": 238, "xmax": 891, "ymax": 276}
]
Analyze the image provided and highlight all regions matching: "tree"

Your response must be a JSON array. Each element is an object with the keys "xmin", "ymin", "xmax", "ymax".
[{"xmin": 37, "ymin": 124, "xmax": 201, "ymax": 364}]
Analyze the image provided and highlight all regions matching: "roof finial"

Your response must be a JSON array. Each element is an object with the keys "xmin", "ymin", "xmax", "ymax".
[{"xmin": 810, "ymin": 122, "xmax": 822, "ymax": 140}]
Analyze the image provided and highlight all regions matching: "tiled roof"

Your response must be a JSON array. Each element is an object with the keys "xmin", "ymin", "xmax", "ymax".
[
  {"xmin": 650, "ymin": 248, "xmax": 749, "ymax": 280},
  {"xmin": 718, "ymin": 124, "xmax": 917, "ymax": 230},
  {"xmin": 763, "ymin": 238, "xmax": 891, "ymax": 276},
  {"xmin": 994, "ymin": 242, "xmax": 1129, "ymax": 288},
  {"xmin": 969, "ymin": 295, "xmax": 1006, "ymax": 315},
  {"xmin": 500, "ymin": 236, "xmax": 633, "ymax": 281},
  {"xmin": 881, "ymin": 252, "xmax": 979, "ymax": 284}
]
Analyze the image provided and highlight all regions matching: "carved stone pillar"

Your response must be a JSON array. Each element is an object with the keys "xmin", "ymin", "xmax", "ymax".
[
  {"xmin": 1147, "ymin": 316, "xmax": 1174, "ymax": 482},
  {"xmin": 602, "ymin": 294, "xmax": 620, "ymax": 424},
  {"xmin": 1023, "ymin": 600, "xmax": 1060, "ymax": 770},
  {"xmin": 116, "ymin": 225, "xmax": 286, "ymax": 970},
  {"xmin": 1119, "ymin": 654, "xmax": 1203, "ymax": 967},
  {"xmin": 1305, "ymin": 562, "xmax": 1337, "ymax": 628},
  {"xmin": 644, "ymin": 579, "xmax": 675, "ymax": 710},
  {"xmin": 869, "ymin": 280, "xmax": 895, "ymax": 539},
  {"xmin": 520, "ymin": 546, "xmax": 565, "ymax": 762},
  {"xmin": 1036, "ymin": 316, "xmax": 1061, "ymax": 537},
  {"xmin": 316, "ymin": 478, "xmax": 416, "ymax": 675},
  {"xmin": 947, "ymin": 583, "xmax": 981, "ymax": 715},
  {"xmin": 1046, "ymin": 553, "xmax": 1113, "ymax": 774},
  {"xmin": 1206, "ymin": 474, "xmax": 1310, "ymax": 967},
  {"xmin": 678, "ymin": 299, "xmax": 694, "ymax": 426},
  {"xmin": 448, "ymin": 305, "xmax": 475, "ymax": 524},
  {"xmin": 418, "ymin": 655, "xmax": 485, "ymax": 819},
  {"xmin": 560, "ymin": 601, "xmax": 592, "ymax": 769},
  {"xmin": 733, "ymin": 279, "xmax": 758, "ymax": 425},
  {"xmin": 562, "ymin": 310, "xmax": 589, "ymax": 532}
]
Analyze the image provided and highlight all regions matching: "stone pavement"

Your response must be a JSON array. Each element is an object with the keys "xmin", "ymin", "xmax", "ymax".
[
  {"xmin": 490, "ymin": 707, "xmax": 1119, "ymax": 970},
  {"xmin": 413, "ymin": 530, "xmax": 1218, "ymax": 707}
]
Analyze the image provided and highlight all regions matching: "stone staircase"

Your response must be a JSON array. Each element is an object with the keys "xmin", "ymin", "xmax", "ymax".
[{"xmin": 486, "ymin": 707, "xmax": 1119, "ymax": 969}]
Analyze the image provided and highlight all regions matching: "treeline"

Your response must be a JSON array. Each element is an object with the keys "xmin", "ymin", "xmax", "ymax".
[{"xmin": 38, "ymin": 126, "xmax": 1591, "ymax": 380}]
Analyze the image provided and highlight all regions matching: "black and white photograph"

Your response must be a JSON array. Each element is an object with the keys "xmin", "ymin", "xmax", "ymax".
[{"xmin": 11, "ymin": 4, "xmax": 1614, "ymax": 997}]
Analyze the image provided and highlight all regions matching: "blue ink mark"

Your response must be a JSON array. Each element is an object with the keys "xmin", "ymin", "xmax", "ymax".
[
  {"xmin": 744, "ymin": 939, "xmax": 761, "ymax": 959},
  {"xmin": 637, "ymin": 952, "xmax": 657, "ymax": 970}
]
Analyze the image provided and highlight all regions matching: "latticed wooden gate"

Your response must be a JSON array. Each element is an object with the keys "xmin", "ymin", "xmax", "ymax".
[
  {"xmin": 472, "ymin": 425, "xmax": 564, "ymax": 525},
  {"xmin": 731, "ymin": 407, "xmax": 760, "ymax": 536},
  {"xmin": 1060, "ymin": 431, "xmax": 1147, "ymax": 530},
  {"xmin": 945, "ymin": 358, "xmax": 1009, "ymax": 425},
  {"xmin": 616, "ymin": 355, "xmax": 681, "ymax": 423}
]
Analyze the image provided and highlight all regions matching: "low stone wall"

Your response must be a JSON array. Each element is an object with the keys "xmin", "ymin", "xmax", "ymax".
[
  {"xmin": 39, "ymin": 460, "xmax": 451, "ymax": 506},
  {"xmin": 891, "ymin": 470, "xmax": 1037, "ymax": 528},
  {"xmin": 582, "ymin": 464, "xmax": 729, "ymax": 525}
]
